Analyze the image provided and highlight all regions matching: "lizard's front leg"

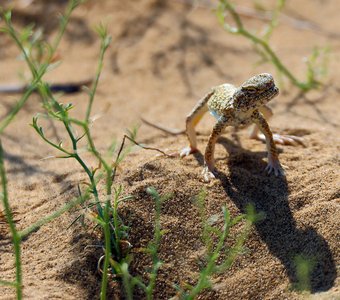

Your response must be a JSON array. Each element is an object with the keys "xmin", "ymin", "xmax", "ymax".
[
  {"xmin": 251, "ymin": 110, "xmax": 284, "ymax": 176},
  {"xmin": 203, "ymin": 118, "xmax": 228, "ymax": 182},
  {"xmin": 180, "ymin": 91, "xmax": 213, "ymax": 157}
]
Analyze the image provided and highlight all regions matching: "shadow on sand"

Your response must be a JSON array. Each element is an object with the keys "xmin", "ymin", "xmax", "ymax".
[{"xmin": 207, "ymin": 136, "xmax": 337, "ymax": 292}]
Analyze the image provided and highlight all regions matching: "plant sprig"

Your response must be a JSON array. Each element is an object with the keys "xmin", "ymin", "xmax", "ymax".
[
  {"xmin": 174, "ymin": 192, "xmax": 258, "ymax": 299},
  {"xmin": 217, "ymin": 0, "xmax": 328, "ymax": 92},
  {"xmin": 0, "ymin": 2, "xmax": 131, "ymax": 299},
  {"xmin": 0, "ymin": 140, "xmax": 22, "ymax": 299},
  {"xmin": 0, "ymin": 0, "xmax": 81, "ymax": 133},
  {"xmin": 113, "ymin": 187, "xmax": 170, "ymax": 300}
]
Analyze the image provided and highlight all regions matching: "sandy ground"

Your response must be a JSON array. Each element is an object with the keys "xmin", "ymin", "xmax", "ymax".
[{"xmin": 0, "ymin": 0, "xmax": 339, "ymax": 299}]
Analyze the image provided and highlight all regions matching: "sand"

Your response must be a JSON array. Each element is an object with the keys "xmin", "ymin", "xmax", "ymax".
[{"xmin": 0, "ymin": 0, "xmax": 339, "ymax": 299}]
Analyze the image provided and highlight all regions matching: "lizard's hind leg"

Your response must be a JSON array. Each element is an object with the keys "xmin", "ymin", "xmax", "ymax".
[
  {"xmin": 202, "ymin": 119, "xmax": 228, "ymax": 182},
  {"xmin": 180, "ymin": 91, "xmax": 214, "ymax": 157},
  {"xmin": 249, "ymin": 105, "xmax": 304, "ymax": 146}
]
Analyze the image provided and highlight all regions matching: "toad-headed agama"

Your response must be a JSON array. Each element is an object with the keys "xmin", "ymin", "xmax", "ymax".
[{"xmin": 180, "ymin": 73, "xmax": 303, "ymax": 182}]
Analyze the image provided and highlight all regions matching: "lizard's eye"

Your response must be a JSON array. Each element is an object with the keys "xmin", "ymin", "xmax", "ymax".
[{"xmin": 243, "ymin": 87, "xmax": 257, "ymax": 93}]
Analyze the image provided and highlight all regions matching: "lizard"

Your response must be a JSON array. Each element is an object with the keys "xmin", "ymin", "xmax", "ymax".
[{"xmin": 179, "ymin": 73, "xmax": 303, "ymax": 182}]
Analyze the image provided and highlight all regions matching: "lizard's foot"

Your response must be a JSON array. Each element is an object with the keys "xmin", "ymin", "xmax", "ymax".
[
  {"xmin": 180, "ymin": 146, "xmax": 198, "ymax": 158},
  {"xmin": 202, "ymin": 165, "xmax": 218, "ymax": 183},
  {"xmin": 265, "ymin": 157, "xmax": 285, "ymax": 176},
  {"xmin": 253, "ymin": 133, "xmax": 304, "ymax": 146},
  {"xmin": 272, "ymin": 133, "xmax": 304, "ymax": 146}
]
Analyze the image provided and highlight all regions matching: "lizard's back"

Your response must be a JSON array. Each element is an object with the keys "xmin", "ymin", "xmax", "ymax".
[{"xmin": 207, "ymin": 83, "xmax": 236, "ymax": 118}]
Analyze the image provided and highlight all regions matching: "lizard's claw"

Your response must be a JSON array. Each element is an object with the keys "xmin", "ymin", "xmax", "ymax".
[
  {"xmin": 202, "ymin": 165, "xmax": 218, "ymax": 183},
  {"xmin": 265, "ymin": 158, "xmax": 285, "ymax": 177},
  {"xmin": 180, "ymin": 146, "xmax": 197, "ymax": 158}
]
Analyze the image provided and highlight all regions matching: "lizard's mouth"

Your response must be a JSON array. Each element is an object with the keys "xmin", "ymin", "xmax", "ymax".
[{"xmin": 261, "ymin": 85, "xmax": 279, "ymax": 102}]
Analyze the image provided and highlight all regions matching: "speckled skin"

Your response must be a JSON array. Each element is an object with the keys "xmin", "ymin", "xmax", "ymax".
[{"xmin": 180, "ymin": 73, "xmax": 287, "ymax": 182}]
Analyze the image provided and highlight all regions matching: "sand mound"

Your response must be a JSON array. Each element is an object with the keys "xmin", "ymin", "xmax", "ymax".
[{"xmin": 0, "ymin": 0, "xmax": 339, "ymax": 299}]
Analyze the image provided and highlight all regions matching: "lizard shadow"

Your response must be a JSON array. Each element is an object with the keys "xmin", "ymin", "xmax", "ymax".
[{"xmin": 196, "ymin": 136, "xmax": 336, "ymax": 292}]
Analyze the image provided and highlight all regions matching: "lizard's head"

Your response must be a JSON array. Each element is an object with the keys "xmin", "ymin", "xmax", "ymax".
[{"xmin": 233, "ymin": 73, "xmax": 279, "ymax": 112}]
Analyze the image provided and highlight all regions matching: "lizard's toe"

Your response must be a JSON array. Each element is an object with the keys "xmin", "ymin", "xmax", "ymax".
[
  {"xmin": 286, "ymin": 135, "xmax": 305, "ymax": 146},
  {"xmin": 202, "ymin": 166, "xmax": 217, "ymax": 183},
  {"xmin": 272, "ymin": 134, "xmax": 304, "ymax": 146},
  {"xmin": 180, "ymin": 146, "xmax": 197, "ymax": 158},
  {"xmin": 272, "ymin": 134, "xmax": 285, "ymax": 145},
  {"xmin": 265, "ymin": 160, "xmax": 285, "ymax": 177}
]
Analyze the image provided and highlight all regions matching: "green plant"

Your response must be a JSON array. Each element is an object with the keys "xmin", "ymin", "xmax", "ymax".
[
  {"xmin": 113, "ymin": 189, "xmax": 258, "ymax": 300},
  {"xmin": 0, "ymin": 1, "xmax": 141, "ymax": 298},
  {"xmin": 216, "ymin": 0, "xmax": 328, "ymax": 92},
  {"xmin": 173, "ymin": 190, "xmax": 260, "ymax": 299},
  {"xmin": 0, "ymin": 141, "xmax": 22, "ymax": 298},
  {"xmin": 113, "ymin": 187, "xmax": 170, "ymax": 300},
  {"xmin": 0, "ymin": 1, "xmax": 83, "ymax": 133},
  {"xmin": 293, "ymin": 255, "xmax": 316, "ymax": 292},
  {"xmin": 0, "ymin": 2, "xmax": 177, "ymax": 299},
  {"xmin": 0, "ymin": 2, "xmax": 88, "ymax": 299},
  {"xmin": 27, "ymin": 21, "xmax": 137, "ymax": 299}
]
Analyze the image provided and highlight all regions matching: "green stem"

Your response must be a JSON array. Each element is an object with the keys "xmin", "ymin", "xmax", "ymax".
[
  {"xmin": 217, "ymin": 218, "xmax": 252, "ymax": 272},
  {"xmin": 100, "ymin": 200, "xmax": 112, "ymax": 300},
  {"xmin": 220, "ymin": 0, "xmax": 312, "ymax": 92},
  {"xmin": 186, "ymin": 254, "xmax": 217, "ymax": 300},
  {"xmin": 0, "ymin": 86, "xmax": 35, "ymax": 134},
  {"xmin": 32, "ymin": 126, "xmax": 72, "ymax": 157},
  {"xmin": 19, "ymin": 190, "xmax": 90, "ymax": 238},
  {"xmin": 82, "ymin": 124, "xmax": 111, "ymax": 172},
  {"xmin": 186, "ymin": 218, "xmax": 230, "ymax": 299},
  {"xmin": 50, "ymin": 0, "xmax": 78, "ymax": 57},
  {"xmin": 121, "ymin": 263, "xmax": 134, "ymax": 300},
  {"xmin": 0, "ymin": 280, "xmax": 18, "ymax": 287},
  {"xmin": 72, "ymin": 152, "xmax": 103, "ymax": 218},
  {"xmin": 0, "ymin": 69, "xmax": 48, "ymax": 134},
  {"xmin": 262, "ymin": 0, "xmax": 286, "ymax": 41},
  {"xmin": 85, "ymin": 26, "xmax": 111, "ymax": 123},
  {"xmin": 59, "ymin": 117, "xmax": 104, "ymax": 218},
  {"xmin": 0, "ymin": 0, "xmax": 80, "ymax": 134},
  {"xmin": 2, "ymin": 18, "xmax": 37, "ymax": 77},
  {"xmin": 85, "ymin": 46, "xmax": 104, "ymax": 122},
  {"xmin": 240, "ymin": 29, "xmax": 304, "ymax": 88},
  {"xmin": 0, "ymin": 140, "xmax": 22, "ymax": 299},
  {"xmin": 112, "ymin": 190, "xmax": 121, "ymax": 258}
]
